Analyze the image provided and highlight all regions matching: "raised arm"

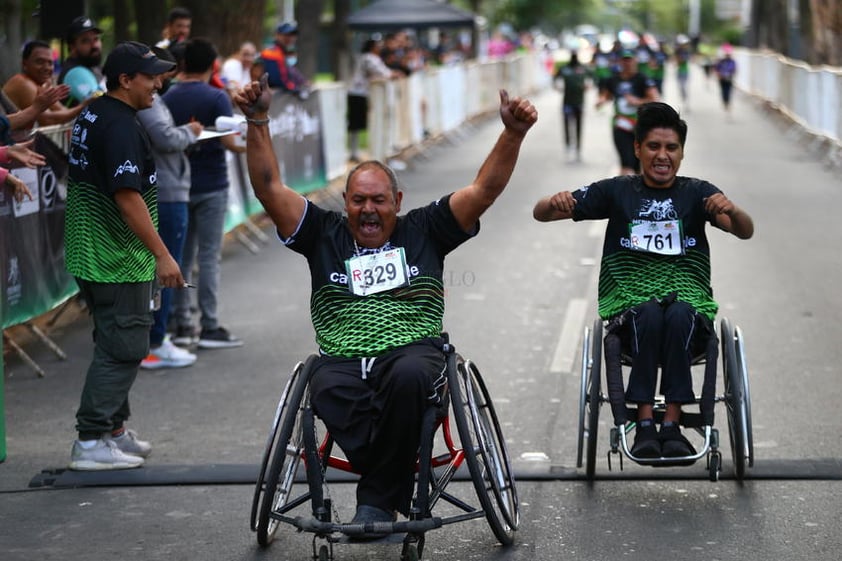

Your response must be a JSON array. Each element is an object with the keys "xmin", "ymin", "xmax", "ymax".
[
  {"xmin": 234, "ymin": 74, "xmax": 305, "ymax": 238},
  {"xmin": 449, "ymin": 89, "xmax": 537, "ymax": 232},
  {"xmin": 705, "ymin": 192, "xmax": 754, "ymax": 239}
]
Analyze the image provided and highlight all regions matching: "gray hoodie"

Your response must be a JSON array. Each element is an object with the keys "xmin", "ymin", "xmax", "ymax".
[{"xmin": 137, "ymin": 93, "xmax": 198, "ymax": 203}]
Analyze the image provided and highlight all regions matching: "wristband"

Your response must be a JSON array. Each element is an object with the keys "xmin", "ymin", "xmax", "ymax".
[{"xmin": 246, "ymin": 117, "xmax": 270, "ymax": 125}]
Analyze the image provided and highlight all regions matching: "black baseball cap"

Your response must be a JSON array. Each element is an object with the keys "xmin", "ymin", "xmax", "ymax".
[
  {"xmin": 66, "ymin": 16, "xmax": 102, "ymax": 42},
  {"xmin": 276, "ymin": 22, "xmax": 298, "ymax": 35},
  {"xmin": 103, "ymin": 41, "xmax": 176, "ymax": 80}
]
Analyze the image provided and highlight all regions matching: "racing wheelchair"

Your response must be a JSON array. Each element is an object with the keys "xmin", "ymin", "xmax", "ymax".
[
  {"xmin": 576, "ymin": 315, "xmax": 753, "ymax": 482},
  {"xmin": 249, "ymin": 338, "xmax": 518, "ymax": 560}
]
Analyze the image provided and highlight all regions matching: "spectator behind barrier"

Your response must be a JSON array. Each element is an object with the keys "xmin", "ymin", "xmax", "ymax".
[
  {"xmin": 3, "ymin": 40, "xmax": 91, "ymax": 127},
  {"xmin": 254, "ymin": 21, "xmax": 309, "ymax": 98},
  {"xmin": 58, "ymin": 16, "xmax": 105, "ymax": 104}
]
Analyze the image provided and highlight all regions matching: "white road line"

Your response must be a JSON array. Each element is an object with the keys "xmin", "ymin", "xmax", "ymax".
[{"xmin": 549, "ymin": 297, "xmax": 588, "ymax": 374}]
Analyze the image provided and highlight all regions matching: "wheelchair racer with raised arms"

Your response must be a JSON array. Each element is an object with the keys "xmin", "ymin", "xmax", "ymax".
[
  {"xmin": 533, "ymin": 102, "xmax": 754, "ymax": 460},
  {"xmin": 235, "ymin": 75, "xmax": 537, "ymax": 532}
]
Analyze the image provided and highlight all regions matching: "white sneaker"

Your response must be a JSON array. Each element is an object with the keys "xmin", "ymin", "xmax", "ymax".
[
  {"xmin": 106, "ymin": 428, "xmax": 152, "ymax": 458},
  {"xmin": 68, "ymin": 439, "xmax": 144, "ymax": 471},
  {"xmin": 141, "ymin": 337, "xmax": 197, "ymax": 369}
]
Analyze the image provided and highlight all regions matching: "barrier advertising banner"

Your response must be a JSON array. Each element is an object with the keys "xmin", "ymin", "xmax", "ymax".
[{"xmin": 1, "ymin": 134, "xmax": 76, "ymax": 329}]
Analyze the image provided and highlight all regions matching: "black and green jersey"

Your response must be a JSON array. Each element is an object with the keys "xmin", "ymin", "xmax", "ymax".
[
  {"xmin": 65, "ymin": 95, "xmax": 158, "ymax": 283},
  {"xmin": 571, "ymin": 175, "xmax": 724, "ymax": 320},
  {"xmin": 287, "ymin": 195, "xmax": 474, "ymax": 358}
]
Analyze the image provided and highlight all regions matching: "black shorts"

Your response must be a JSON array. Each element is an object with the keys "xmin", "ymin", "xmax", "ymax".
[
  {"xmin": 613, "ymin": 127, "xmax": 639, "ymax": 172},
  {"xmin": 347, "ymin": 94, "xmax": 368, "ymax": 132}
]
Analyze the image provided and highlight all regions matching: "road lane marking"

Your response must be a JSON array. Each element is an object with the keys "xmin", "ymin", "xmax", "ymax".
[{"xmin": 550, "ymin": 297, "xmax": 587, "ymax": 373}]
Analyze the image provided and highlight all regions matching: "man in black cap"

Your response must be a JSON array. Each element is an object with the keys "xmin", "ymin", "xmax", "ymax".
[
  {"xmin": 253, "ymin": 21, "xmax": 309, "ymax": 96},
  {"xmin": 65, "ymin": 41, "xmax": 186, "ymax": 471},
  {"xmin": 59, "ymin": 16, "xmax": 105, "ymax": 95}
]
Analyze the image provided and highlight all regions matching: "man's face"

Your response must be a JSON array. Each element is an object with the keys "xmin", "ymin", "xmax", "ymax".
[
  {"xmin": 70, "ymin": 30, "xmax": 102, "ymax": 66},
  {"xmin": 23, "ymin": 46, "xmax": 54, "ymax": 85},
  {"xmin": 620, "ymin": 56, "xmax": 637, "ymax": 74},
  {"xmin": 124, "ymin": 72, "xmax": 162, "ymax": 110},
  {"xmin": 275, "ymin": 32, "xmax": 297, "ymax": 51},
  {"xmin": 635, "ymin": 127, "xmax": 684, "ymax": 189},
  {"xmin": 240, "ymin": 44, "xmax": 256, "ymax": 67},
  {"xmin": 344, "ymin": 167, "xmax": 402, "ymax": 248},
  {"xmin": 168, "ymin": 18, "xmax": 191, "ymax": 42}
]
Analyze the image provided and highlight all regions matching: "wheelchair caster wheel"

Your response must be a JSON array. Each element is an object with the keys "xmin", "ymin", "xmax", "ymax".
[{"xmin": 708, "ymin": 451, "xmax": 721, "ymax": 482}]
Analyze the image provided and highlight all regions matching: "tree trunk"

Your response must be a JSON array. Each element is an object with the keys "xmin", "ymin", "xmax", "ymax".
[
  {"xmin": 0, "ymin": 0, "xmax": 23, "ymax": 84},
  {"xmin": 332, "ymin": 0, "xmax": 352, "ymax": 81},
  {"xmin": 134, "ymin": 0, "xmax": 169, "ymax": 45},
  {"xmin": 295, "ymin": 0, "xmax": 326, "ymax": 80},
  {"xmin": 181, "ymin": 0, "xmax": 267, "ymax": 59},
  {"xmin": 112, "ymin": 0, "xmax": 132, "ymax": 43}
]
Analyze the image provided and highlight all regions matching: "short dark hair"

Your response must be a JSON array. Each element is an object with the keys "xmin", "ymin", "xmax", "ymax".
[
  {"xmin": 22, "ymin": 40, "xmax": 51, "ymax": 60},
  {"xmin": 635, "ymin": 102, "xmax": 688, "ymax": 146},
  {"xmin": 168, "ymin": 6, "xmax": 192, "ymax": 23},
  {"xmin": 183, "ymin": 37, "xmax": 217, "ymax": 74},
  {"xmin": 345, "ymin": 160, "xmax": 399, "ymax": 198}
]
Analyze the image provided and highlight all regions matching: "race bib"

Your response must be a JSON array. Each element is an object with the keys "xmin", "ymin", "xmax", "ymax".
[
  {"xmin": 346, "ymin": 247, "xmax": 409, "ymax": 296},
  {"xmin": 629, "ymin": 220, "xmax": 684, "ymax": 256}
]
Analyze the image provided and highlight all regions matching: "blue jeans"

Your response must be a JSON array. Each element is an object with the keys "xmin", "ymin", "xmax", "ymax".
[
  {"xmin": 173, "ymin": 189, "xmax": 229, "ymax": 332},
  {"xmin": 150, "ymin": 201, "xmax": 189, "ymax": 346}
]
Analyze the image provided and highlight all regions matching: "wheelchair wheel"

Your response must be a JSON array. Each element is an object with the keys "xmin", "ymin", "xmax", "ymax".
[
  {"xmin": 450, "ymin": 355, "xmax": 518, "ymax": 545},
  {"xmin": 576, "ymin": 324, "xmax": 591, "ymax": 468},
  {"xmin": 256, "ymin": 355, "xmax": 315, "ymax": 546},
  {"xmin": 735, "ymin": 325, "xmax": 755, "ymax": 467},
  {"xmin": 250, "ymin": 359, "xmax": 304, "ymax": 532},
  {"xmin": 721, "ymin": 318, "xmax": 748, "ymax": 481},
  {"xmin": 585, "ymin": 319, "xmax": 603, "ymax": 481}
]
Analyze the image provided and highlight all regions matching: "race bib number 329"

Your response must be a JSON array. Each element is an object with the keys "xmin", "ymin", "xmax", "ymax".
[
  {"xmin": 346, "ymin": 248, "xmax": 409, "ymax": 296},
  {"xmin": 629, "ymin": 220, "xmax": 684, "ymax": 256}
]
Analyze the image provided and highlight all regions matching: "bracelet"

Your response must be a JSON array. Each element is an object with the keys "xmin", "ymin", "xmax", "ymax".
[{"xmin": 246, "ymin": 117, "xmax": 270, "ymax": 125}]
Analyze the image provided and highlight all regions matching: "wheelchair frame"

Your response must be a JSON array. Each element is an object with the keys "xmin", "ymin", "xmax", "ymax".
[
  {"xmin": 576, "ymin": 316, "xmax": 754, "ymax": 482},
  {"xmin": 249, "ymin": 342, "xmax": 519, "ymax": 560}
]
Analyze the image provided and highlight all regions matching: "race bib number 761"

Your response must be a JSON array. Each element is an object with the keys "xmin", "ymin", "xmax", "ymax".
[{"xmin": 629, "ymin": 220, "xmax": 684, "ymax": 256}]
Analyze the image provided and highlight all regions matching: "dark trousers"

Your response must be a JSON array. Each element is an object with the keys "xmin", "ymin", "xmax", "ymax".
[
  {"xmin": 562, "ymin": 104, "xmax": 582, "ymax": 150},
  {"xmin": 616, "ymin": 299, "xmax": 701, "ymax": 405},
  {"xmin": 309, "ymin": 338, "xmax": 447, "ymax": 515},
  {"xmin": 75, "ymin": 279, "xmax": 154, "ymax": 441}
]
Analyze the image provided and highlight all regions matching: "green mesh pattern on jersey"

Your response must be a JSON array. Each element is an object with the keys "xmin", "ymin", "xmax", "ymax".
[
  {"xmin": 65, "ymin": 180, "xmax": 157, "ymax": 282},
  {"xmin": 598, "ymin": 248, "xmax": 718, "ymax": 320},
  {"xmin": 312, "ymin": 276, "xmax": 445, "ymax": 357}
]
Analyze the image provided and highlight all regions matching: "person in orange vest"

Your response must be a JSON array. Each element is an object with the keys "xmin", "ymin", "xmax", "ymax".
[{"xmin": 253, "ymin": 22, "xmax": 309, "ymax": 97}]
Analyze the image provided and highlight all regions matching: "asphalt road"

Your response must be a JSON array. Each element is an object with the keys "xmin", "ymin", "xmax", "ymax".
[{"xmin": 2, "ymin": 65, "xmax": 842, "ymax": 561}]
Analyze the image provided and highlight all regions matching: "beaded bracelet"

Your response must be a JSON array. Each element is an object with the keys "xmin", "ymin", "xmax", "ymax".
[{"xmin": 246, "ymin": 117, "xmax": 270, "ymax": 125}]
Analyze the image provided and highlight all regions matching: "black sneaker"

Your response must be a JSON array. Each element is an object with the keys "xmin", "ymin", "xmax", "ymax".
[
  {"xmin": 631, "ymin": 422, "xmax": 661, "ymax": 458},
  {"xmin": 197, "ymin": 326, "xmax": 243, "ymax": 349},
  {"xmin": 660, "ymin": 424, "xmax": 697, "ymax": 458},
  {"xmin": 349, "ymin": 505, "xmax": 396, "ymax": 540}
]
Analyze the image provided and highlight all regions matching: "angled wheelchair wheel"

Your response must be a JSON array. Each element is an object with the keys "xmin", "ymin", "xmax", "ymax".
[
  {"xmin": 735, "ymin": 325, "xmax": 755, "ymax": 467},
  {"xmin": 255, "ymin": 355, "xmax": 316, "ymax": 546},
  {"xmin": 585, "ymin": 319, "xmax": 603, "ymax": 481},
  {"xmin": 250, "ymin": 359, "xmax": 305, "ymax": 532},
  {"xmin": 721, "ymin": 318, "xmax": 748, "ymax": 481},
  {"xmin": 576, "ymin": 324, "xmax": 592, "ymax": 468},
  {"xmin": 449, "ymin": 354, "xmax": 518, "ymax": 545}
]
